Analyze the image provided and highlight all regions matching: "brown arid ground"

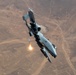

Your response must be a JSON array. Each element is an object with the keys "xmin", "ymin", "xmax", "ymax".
[{"xmin": 0, "ymin": 0, "xmax": 76, "ymax": 75}]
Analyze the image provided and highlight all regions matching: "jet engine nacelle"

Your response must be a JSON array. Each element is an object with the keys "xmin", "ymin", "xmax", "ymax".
[{"xmin": 36, "ymin": 24, "xmax": 41, "ymax": 31}]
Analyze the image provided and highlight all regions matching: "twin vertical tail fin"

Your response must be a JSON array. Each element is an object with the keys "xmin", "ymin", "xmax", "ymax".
[
  {"xmin": 23, "ymin": 8, "xmax": 36, "ymax": 23},
  {"xmin": 23, "ymin": 13, "xmax": 29, "ymax": 21},
  {"xmin": 28, "ymin": 8, "xmax": 35, "ymax": 23}
]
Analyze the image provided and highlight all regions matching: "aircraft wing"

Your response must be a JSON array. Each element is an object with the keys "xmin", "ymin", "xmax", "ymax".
[{"xmin": 41, "ymin": 47, "xmax": 52, "ymax": 63}]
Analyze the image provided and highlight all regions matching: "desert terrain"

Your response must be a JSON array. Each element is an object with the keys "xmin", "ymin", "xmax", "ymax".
[{"xmin": 0, "ymin": 0, "xmax": 76, "ymax": 75}]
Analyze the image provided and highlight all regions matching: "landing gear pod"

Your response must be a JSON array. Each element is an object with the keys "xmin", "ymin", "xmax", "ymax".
[{"xmin": 29, "ymin": 31, "xmax": 33, "ymax": 36}]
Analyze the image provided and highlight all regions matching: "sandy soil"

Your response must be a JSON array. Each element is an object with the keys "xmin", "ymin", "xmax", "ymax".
[{"xmin": 0, "ymin": 0, "xmax": 76, "ymax": 75}]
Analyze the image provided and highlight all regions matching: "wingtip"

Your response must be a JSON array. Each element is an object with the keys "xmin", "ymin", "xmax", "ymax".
[{"xmin": 48, "ymin": 58, "xmax": 52, "ymax": 63}]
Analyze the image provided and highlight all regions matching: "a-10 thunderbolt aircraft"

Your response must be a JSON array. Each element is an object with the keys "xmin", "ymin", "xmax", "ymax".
[{"xmin": 22, "ymin": 8, "xmax": 57, "ymax": 62}]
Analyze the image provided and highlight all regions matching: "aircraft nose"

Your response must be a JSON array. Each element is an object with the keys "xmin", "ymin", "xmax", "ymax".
[
  {"xmin": 53, "ymin": 50, "xmax": 57, "ymax": 58},
  {"xmin": 54, "ymin": 54, "xmax": 57, "ymax": 58},
  {"xmin": 50, "ymin": 50, "xmax": 57, "ymax": 58}
]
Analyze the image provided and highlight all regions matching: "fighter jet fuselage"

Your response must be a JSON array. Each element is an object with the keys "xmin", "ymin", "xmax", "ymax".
[{"xmin": 23, "ymin": 8, "xmax": 57, "ymax": 62}]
